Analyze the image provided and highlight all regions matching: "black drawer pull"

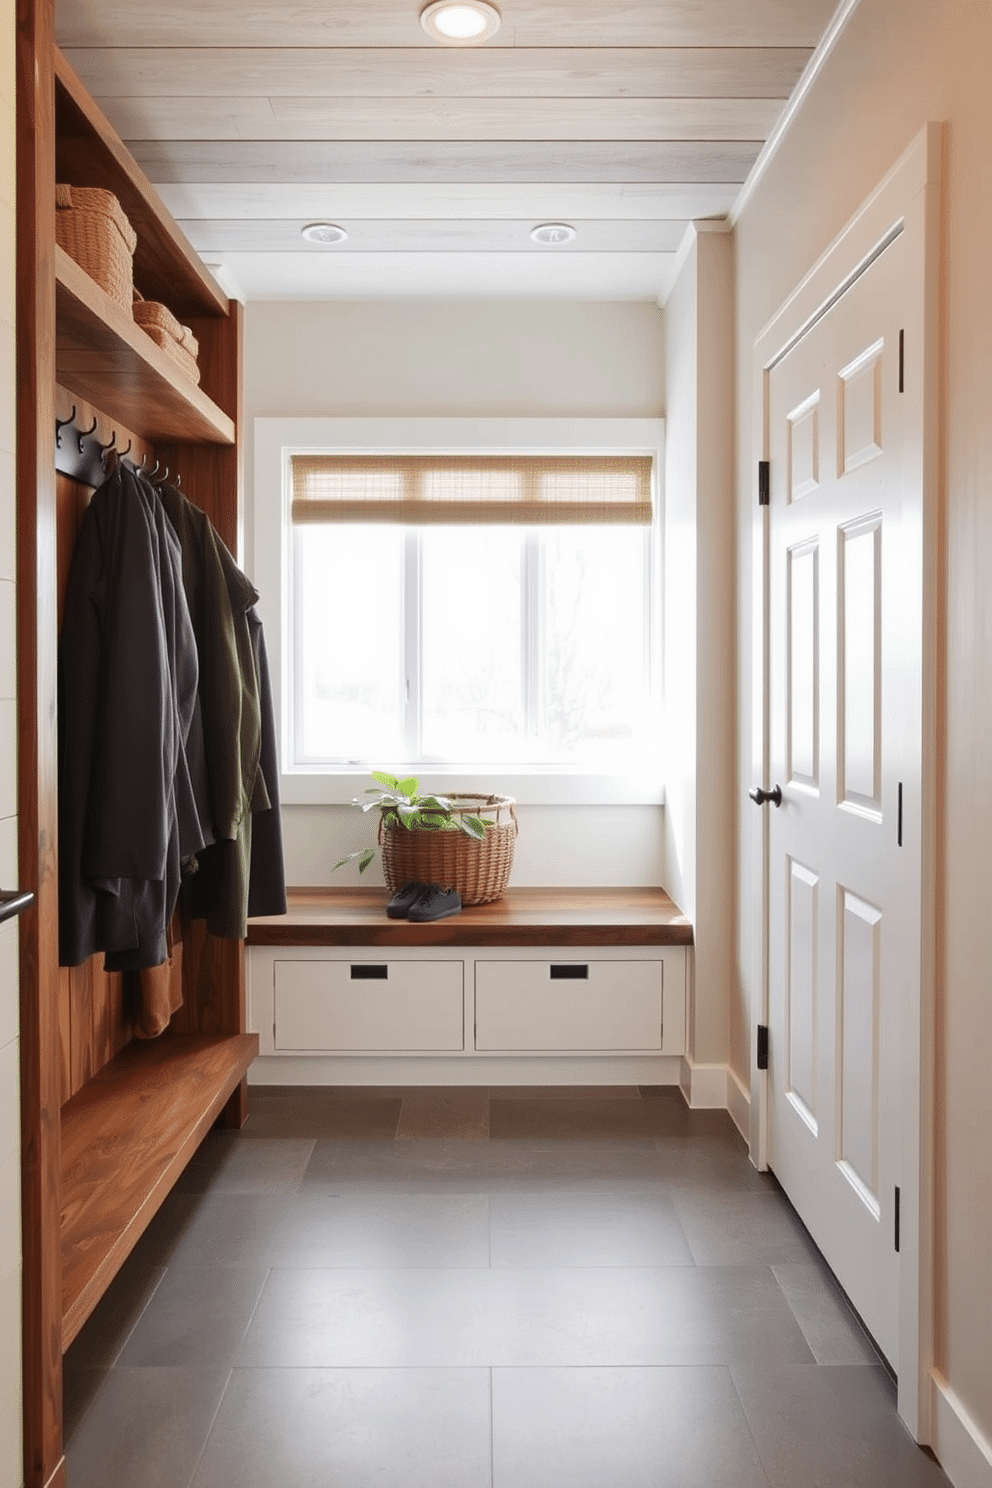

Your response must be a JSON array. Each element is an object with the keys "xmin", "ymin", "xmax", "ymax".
[
  {"xmin": 549, "ymin": 964, "xmax": 589, "ymax": 980},
  {"xmin": 351, "ymin": 964, "xmax": 388, "ymax": 980}
]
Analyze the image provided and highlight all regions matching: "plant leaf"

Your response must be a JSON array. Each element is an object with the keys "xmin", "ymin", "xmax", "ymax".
[
  {"xmin": 419, "ymin": 813, "xmax": 448, "ymax": 829},
  {"xmin": 397, "ymin": 776, "xmax": 419, "ymax": 797},
  {"xmin": 371, "ymin": 770, "xmax": 399, "ymax": 789},
  {"xmin": 357, "ymin": 847, "xmax": 376, "ymax": 873},
  {"xmin": 460, "ymin": 815, "xmax": 488, "ymax": 840}
]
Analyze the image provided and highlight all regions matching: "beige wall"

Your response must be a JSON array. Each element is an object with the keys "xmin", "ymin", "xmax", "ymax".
[
  {"xmin": 664, "ymin": 227, "xmax": 736, "ymax": 1091},
  {"xmin": 244, "ymin": 298, "xmax": 668, "ymax": 889},
  {"xmin": 0, "ymin": 0, "xmax": 23, "ymax": 1479},
  {"xmin": 733, "ymin": 0, "xmax": 992, "ymax": 1465}
]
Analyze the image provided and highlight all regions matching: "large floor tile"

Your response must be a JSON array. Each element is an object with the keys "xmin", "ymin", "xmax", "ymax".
[
  {"xmin": 116, "ymin": 1265, "xmax": 270, "ymax": 1367},
  {"xmin": 672, "ymin": 1189, "xmax": 819, "ymax": 1265},
  {"xmin": 730, "ymin": 1363, "xmax": 951, "ymax": 1487},
  {"xmin": 652, "ymin": 1136, "xmax": 778, "ymax": 1194},
  {"xmin": 274, "ymin": 1190, "xmax": 491, "ymax": 1267},
  {"xmin": 301, "ymin": 1136, "xmax": 673, "ymax": 1193},
  {"xmin": 489, "ymin": 1188, "xmax": 694, "ymax": 1268},
  {"xmin": 64, "ymin": 1250, "xmax": 165, "ymax": 1367},
  {"xmin": 234, "ymin": 1264, "xmax": 815, "ymax": 1369},
  {"xmin": 62, "ymin": 1366, "xmax": 109, "ymax": 1446},
  {"xmin": 244, "ymin": 1089, "xmax": 402, "ymax": 1139},
  {"xmin": 191, "ymin": 1367, "xmax": 491, "ymax": 1488},
  {"xmin": 175, "ymin": 1134, "xmax": 315, "ymax": 1194},
  {"xmin": 772, "ymin": 1262, "xmax": 881, "ymax": 1365},
  {"xmin": 492, "ymin": 1366, "xmax": 771, "ymax": 1488},
  {"xmin": 489, "ymin": 1095, "xmax": 703, "ymax": 1140},
  {"xmin": 64, "ymin": 1366, "xmax": 231, "ymax": 1488},
  {"xmin": 159, "ymin": 1191, "xmax": 288, "ymax": 1271},
  {"xmin": 396, "ymin": 1088, "xmax": 490, "ymax": 1140}
]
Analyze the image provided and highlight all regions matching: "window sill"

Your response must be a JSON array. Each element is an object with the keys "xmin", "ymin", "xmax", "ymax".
[{"xmin": 280, "ymin": 769, "xmax": 665, "ymax": 808}]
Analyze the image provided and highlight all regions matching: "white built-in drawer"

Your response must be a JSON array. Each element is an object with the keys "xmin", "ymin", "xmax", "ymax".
[
  {"xmin": 274, "ymin": 959, "xmax": 464, "ymax": 1052},
  {"xmin": 474, "ymin": 959, "xmax": 664, "ymax": 1052}
]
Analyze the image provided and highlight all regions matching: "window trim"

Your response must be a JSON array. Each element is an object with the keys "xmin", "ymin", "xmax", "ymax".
[{"xmin": 253, "ymin": 417, "xmax": 666, "ymax": 807}]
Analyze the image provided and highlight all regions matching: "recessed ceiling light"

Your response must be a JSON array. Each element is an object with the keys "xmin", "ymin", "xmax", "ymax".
[
  {"xmin": 301, "ymin": 222, "xmax": 347, "ymax": 245},
  {"xmin": 420, "ymin": 1, "xmax": 501, "ymax": 45},
  {"xmin": 531, "ymin": 223, "xmax": 577, "ymax": 246}
]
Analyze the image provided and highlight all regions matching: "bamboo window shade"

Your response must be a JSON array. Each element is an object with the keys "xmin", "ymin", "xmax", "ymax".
[{"xmin": 290, "ymin": 454, "xmax": 654, "ymax": 526}]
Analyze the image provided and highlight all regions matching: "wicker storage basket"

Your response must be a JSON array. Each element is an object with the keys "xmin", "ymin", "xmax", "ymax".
[
  {"xmin": 55, "ymin": 184, "xmax": 137, "ymax": 313},
  {"xmin": 379, "ymin": 793, "xmax": 517, "ymax": 906},
  {"xmin": 133, "ymin": 292, "xmax": 201, "ymax": 384}
]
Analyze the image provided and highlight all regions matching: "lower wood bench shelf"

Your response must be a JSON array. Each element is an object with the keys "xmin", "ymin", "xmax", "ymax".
[{"xmin": 60, "ymin": 1031, "xmax": 258, "ymax": 1350}]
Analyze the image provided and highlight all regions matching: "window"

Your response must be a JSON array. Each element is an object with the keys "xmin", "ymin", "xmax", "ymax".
[{"xmin": 254, "ymin": 419, "xmax": 665, "ymax": 804}]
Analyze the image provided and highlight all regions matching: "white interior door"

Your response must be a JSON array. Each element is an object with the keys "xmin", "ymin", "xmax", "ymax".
[{"xmin": 765, "ymin": 228, "xmax": 919, "ymax": 1367}]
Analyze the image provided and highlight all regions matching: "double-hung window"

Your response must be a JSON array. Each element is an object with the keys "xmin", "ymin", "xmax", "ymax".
[{"xmin": 255, "ymin": 419, "xmax": 664, "ymax": 804}]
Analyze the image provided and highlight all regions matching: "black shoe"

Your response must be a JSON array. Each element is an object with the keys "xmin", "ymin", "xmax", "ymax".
[
  {"xmin": 407, "ymin": 885, "xmax": 462, "ymax": 922},
  {"xmin": 385, "ymin": 880, "xmax": 430, "ymax": 918}
]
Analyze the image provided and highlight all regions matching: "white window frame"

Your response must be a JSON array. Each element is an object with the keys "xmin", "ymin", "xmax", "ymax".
[{"xmin": 254, "ymin": 417, "xmax": 665, "ymax": 806}]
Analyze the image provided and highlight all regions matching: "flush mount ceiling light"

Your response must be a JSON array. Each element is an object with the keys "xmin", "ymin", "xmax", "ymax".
[
  {"xmin": 420, "ymin": 1, "xmax": 501, "ymax": 45},
  {"xmin": 301, "ymin": 222, "xmax": 347, "ymax": 244},
  {"xmin": 530, "ymin": 222, "xmax": 577, "ymax": 246}
]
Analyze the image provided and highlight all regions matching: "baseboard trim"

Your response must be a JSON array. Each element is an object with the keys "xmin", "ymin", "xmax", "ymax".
[
  {"xmin": 931, "ymin": 1371, "xmax": 992, "ymax": 1488},
  {"xmin": 249, "ymin": 1054, "xmax": 685, "ymax": 1087},
  {"xmin": 679, "ymin": 1057, "xmax": 728, "ymax": 1109},
  {"xmin": 726, "ymin": 1066, "xmax": 750, "ymax": 1140}
]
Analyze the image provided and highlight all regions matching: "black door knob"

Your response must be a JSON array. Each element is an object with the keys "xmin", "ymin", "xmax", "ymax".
[{"xmin": 749, "ymin": 785, "xmax": 783, "ymax": 807}]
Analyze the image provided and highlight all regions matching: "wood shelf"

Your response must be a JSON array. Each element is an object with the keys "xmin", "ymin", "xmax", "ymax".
[
  {"xmin": 60, "ymin": 1032, "xmax": 258, "ymax": 1351},
  {"xmin": 248, "ymin": 886, "xmax": 694, "ymax": 948},
  {"xmin": 55, "ymin": 245, "xmax": 236, "ymax": 446},
  {"xmin": 54, "ymin": 46, "xmax": 227, "ymax": 321}
]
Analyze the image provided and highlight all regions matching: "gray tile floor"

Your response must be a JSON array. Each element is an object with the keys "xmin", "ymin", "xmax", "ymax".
[{"xmin": 63, "ymin": 1085, "xmax": 950, "ymax": 1487}]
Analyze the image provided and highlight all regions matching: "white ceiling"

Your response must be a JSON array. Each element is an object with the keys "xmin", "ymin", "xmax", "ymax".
[{"xmin": 56, "ymin": 0, "xmax": 841, "ymax": 302}]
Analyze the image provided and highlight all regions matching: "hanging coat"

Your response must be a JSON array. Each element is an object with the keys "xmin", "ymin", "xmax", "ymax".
[
  {"xmin": 58, "ymin": 465, "xmax": 209, "ymax": 971},
  {"xmin": 158, "ymin": 483, "xmax": 286, "ymax": 937}
]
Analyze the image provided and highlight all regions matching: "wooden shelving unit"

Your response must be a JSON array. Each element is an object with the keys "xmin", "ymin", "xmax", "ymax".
[
  {"xmin": 17, "ymin": 16, "xmax": 257, "ymax": 1486},
  {"xmin": 55, "ymin": 247, "xmax": 235, "ymax": 445}
]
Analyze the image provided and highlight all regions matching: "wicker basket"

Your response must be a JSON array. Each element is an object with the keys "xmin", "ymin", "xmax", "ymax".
[
  {"xmin": 55, "ymin": 184, "xmax": 136, "ymax": 313},
  {"xmin": 133, "ymin": 292, "xmax": 201, "ymax": 385},
  {"xmin": 379, "ymin": 793, "xmax": 517, "ymax": 906}
]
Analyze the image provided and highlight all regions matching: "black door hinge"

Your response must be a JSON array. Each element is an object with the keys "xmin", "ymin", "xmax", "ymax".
[
  {"xmin": 756, "ymin": 1024, "xmax": 769, "ymax": 1070},
  {"xmin": 899, "ymin": 329, "xmax": 905, "ymax": 392},
  {"xmin": 758, "ymin": 460, "xmax": 770, "ymax": 506},
  {"xmin": 894, "ymin": 1186, "xmax": 901, "ymax": 1252}
]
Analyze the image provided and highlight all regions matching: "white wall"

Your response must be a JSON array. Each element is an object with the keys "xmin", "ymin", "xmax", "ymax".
[
  {"xmin": 733, "ymin": 0, "xmax": 992, "ymax": 1474},
  {"xmin": 0, "ymin": 0, "xmax": 23, "ymax": 1479},
  {"xmin": 244, "ymin": 298, "xmax": 668, "ymax": 889}
]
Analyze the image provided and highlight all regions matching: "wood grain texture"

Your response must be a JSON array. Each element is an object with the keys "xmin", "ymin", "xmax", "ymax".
[
  {"xmin": 55, "ymin": 247, "xmax": 235, "ymax": 445},
  {"xmin": 60, "ymin": 1032, "xmax": 258, "ymax": 1348},
  {"xmin": 17, "ymin": 0, "xmax": 65, "ymax": 1481},
  {"xmin": 127, "ymin": 138, "xmax": 761, "ymax": 184},
  {"xmin": 180, "ymin": 217, "xmax": 688, "ymax": 254},
  {"xmin": 63, "ymin": 45, "xmax": 812, "ymax": 100},
  {"xmin": 54, "ymin": 0, "xmax": 838, "ymax": 48},
  {"xmin": 99, "ymin": 94, "xmax": 783, "ymax": 143},
  {"xmin": 248, "ymin": 887, "xmax": 694, "ymax": 949},
  {"xmin": 54, "ymin": 47, "xmax": 227, "ymax": 319}
]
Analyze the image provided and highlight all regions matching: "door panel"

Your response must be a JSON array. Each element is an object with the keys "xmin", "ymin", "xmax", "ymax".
[{"xmin": 767, "ymin": 230, "xmax": 914, "ymax": 1366}]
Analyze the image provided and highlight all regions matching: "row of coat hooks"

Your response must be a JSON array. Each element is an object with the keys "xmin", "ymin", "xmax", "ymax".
[{"xmin": 54, "ymin": 405, "xmax": 181, "ymax": 489}]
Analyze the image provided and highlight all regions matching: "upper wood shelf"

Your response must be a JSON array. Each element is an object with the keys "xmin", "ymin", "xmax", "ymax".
[
  {"xmin": 61, "ymin": 1031, "xmax": 258, "ymax": 1352},
  {"xmin": 55, "ymin": 47, "xmax": 228, "ymax": 321},
  {"xmin": 56, "ymin": 245, "xmax": 236, "ymax": 445},
  {"xmin": 248, "ymin": 886, "xmax": 693, "ymax": 948}
]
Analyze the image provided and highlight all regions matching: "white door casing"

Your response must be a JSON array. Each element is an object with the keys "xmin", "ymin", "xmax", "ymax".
[{"xmin": 750, "ymin": 126, "xmax": 941, "ymax": 1439}]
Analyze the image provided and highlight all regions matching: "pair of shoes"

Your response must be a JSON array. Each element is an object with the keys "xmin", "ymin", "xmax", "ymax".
[{"xmin": 385, "ymin": 881, "xmax": 462, "ymax": 922}]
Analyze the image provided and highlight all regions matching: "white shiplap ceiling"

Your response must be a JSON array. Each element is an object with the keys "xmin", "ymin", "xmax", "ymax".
[{"xmin": 57, "ymin": 0, "xmax": 841, "ymax": 301}]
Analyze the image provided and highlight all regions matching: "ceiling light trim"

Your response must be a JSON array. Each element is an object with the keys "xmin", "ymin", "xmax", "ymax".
[
  {"xmin": 531, "ymin": 222, "xmax": 577, "ymax": 246},
  {"xmin": 301, "ymin": 222, "xmax": 348, "ymax": 245},
  {"xmin": 420, "ymin": 1, "xmax": 502, "ymax": 46}
]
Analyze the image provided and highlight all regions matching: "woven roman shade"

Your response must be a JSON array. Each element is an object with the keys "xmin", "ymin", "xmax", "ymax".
[{"xmin": 290, "ymin": 453, "xmax": 653, "ymax": 526}]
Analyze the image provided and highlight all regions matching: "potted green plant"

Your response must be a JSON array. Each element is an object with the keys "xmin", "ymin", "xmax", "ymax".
[{"xmin": 335, "ymin": 770, "xmax": 517, "ymax": 905}]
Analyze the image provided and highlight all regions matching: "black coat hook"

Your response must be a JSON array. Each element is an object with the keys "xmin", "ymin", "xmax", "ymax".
[
  {"xmin": 119, "ymin": 438, "xmax": 132, "ymax": 460},
  {"xmin": 97, "ymin": 430, "xmax": 117, "ymax": 463},
  {"xmin": 76, "ymin": 417, "xmax": 98, "ymax": 455},
  {"xmin": 147, "ymin": 459, "xmax": 161, "ymax": 479},
  {"xmin": 55, "ymin": 406, "xmax": 77, "ymax": 449}
]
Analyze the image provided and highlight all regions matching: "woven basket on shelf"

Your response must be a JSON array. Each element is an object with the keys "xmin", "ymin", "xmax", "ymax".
[
  {"xmin": 55, "ymin": 184, "xmax": 137, "ymax": 313},
  {"xmin": 378, "ymin": 793, "xmax": 517, "ymax": 906},
  {"xmin": 133, "ymin": 291, "xmax": 201, "ymax": 384}
]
